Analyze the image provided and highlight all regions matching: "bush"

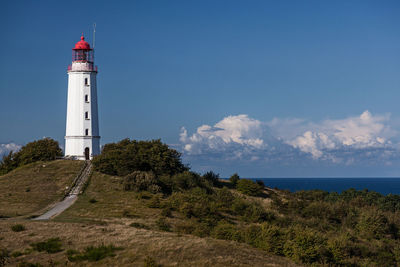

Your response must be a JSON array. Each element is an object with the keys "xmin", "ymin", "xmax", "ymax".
[
  {"xmin": 203, "ymin": 171, "xmax": 219, "ymax": 186},
  {"xmin": 156, "ymin": 217, "xmax": 171, "ymax": 232},
  {"xmin": 92, "ymin": 139, "xmax": 188, "ymax": 176},
  {"xmin": 229, "ymin": 173, "xmax": 240, "ymax": 186},
  {"xmin": 11, "ymin": 224, "xmax": 26, "ymax": 232},
  {"xmin": 160, "ymin": 171, "xmax": 205, "ymax": 193},
  {"xmin": 123, "ymin": 171, "xmax": 161, "ymax": 193},
  {"xmin": 67, "ymin": 244, "xmax": 120, "ymax": 262},
  {"xmin": 161, "ymin": 207, "xmax": 172, "ymax": 217},
  {"xmin": 258, "ymin": 224, "xmax": 286, "ymax": 255},
  {"xmin": 236, "ymin": 179, "xmax": 262, "ymax": 197},
  {"xmin": 0, "ymin": 138, "xmax": 62, "ymax": 175},
  {"xmin": 283, "ymin": 228, "xmax": 327, "ymax": 264},
  {"xmin": 356, "ymin": 209, "xmax": 390, "ymax": 239},
  {"xmin": 89, "ymin": 198, "xmax": 98, "ymax": 203},
  {"xmin": 129, "ymin": 222, "xmax": 150, "ymax": 229},
  {"xmin": 0, "ymin": 248, "xmax": 9, "ymax": 267},
  {"xmin": 30, "ymin": 238, "xmax": 63, "ymax": 253},
  {"xmin": 211, "ymin": 221, "xmax": 241, "ymax": 241},
  {"xmin": 144, "ymin": 256, "xmax": 160, "ymax": 267}
]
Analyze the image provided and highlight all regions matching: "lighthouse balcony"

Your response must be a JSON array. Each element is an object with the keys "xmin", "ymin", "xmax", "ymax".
[{"xmin": 68, "ymin": 62, "xmax": 98, "ymax": 72}]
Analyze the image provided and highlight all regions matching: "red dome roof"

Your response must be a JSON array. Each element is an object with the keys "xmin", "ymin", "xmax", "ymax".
[{"xmin": 73, "ymin": 35, "xmax": 91, "ymax": 50}]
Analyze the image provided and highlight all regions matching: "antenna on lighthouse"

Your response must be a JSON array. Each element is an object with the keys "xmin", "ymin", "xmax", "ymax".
[{"xmin": 93, "ymin": 23, "xmax": 96, "ymax": 50}]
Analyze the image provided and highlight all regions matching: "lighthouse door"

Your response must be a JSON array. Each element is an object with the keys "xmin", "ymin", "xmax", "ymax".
[{"xmin": 84, "ymin": 147, "xmax": 90, "ymax": 160}]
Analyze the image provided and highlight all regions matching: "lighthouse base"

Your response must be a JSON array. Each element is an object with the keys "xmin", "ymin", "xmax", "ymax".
[{"xmin": 65, "ymin": 136, "xmax": 100, "ymax": 160}]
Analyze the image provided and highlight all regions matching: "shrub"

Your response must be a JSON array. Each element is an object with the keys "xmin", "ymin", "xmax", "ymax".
[
  {"xmin": 283, "ymin": 228, "xmax": 327, "ymax": 264},
  {"xmin": 356, "ymin": 209, "xmax": 390, "ymax": 239},
  {"xmin": 236, "ymin": 179, "xmax": 262, "ymax": 197},
  {"xmin": 156, "ymin": 217, "xmax": 171, "ymax": 232},
  {"xmin": 0, "ymin": 248, "xmax": 9, "ymax": 267},
  {"xmin": 326, "ymin": 233, "xmax": 354, "ymax": 265},
  {"xmin": 89, "ymin": 198, "xmax": 98, "ymax": 203},
  {"xmin": 144, "ymin": 256, "xmax": 160, "ymax": 267},
  {"xmin": 11, "ymin": 224, "xmax": 26, "ymax": 232},
  {"xmin": 211, "ymin": 221, "xmax": 241, "ymax": 241},
  {"xmin": 123, "ymin": 171, "xmax": 161, "ymax": 193},
  {"xmin": 160, "ymin": 171, "xmax": 204, "ymax": 193},
  {"xmin": 258, "ymin": 224, "xmax": 286, "ymax": 255},
  {"xmin": 203, "ymin": 171, "xmax": 219, "ymax": 186},
  {"xmin": 229, "ymin": 173, "xmax": 240, "ymax": 186},
  {"xmin": 11, "ymin": 251, "xmax": 23, "ymax": 258},
  {"xmin": 92, "ymin": 139, "xmax": 188, "ymax": 176},
  {"xmin": 215, "ymin": 187, "xmax": 235, "ymax": 211},
  {"xmin": 242, "ymin": 225, "xmax": 262, "ymax": 246},
  {"xmin": 161, "ymin": 207, "xmax": 172, "ymax": 217},
  {"xmin": 30, "ymin": 238, "xmax": 63, "ymax": 253},
  {"xmin": 0, "ymin": 138, "xmax": 62, "ymax": 175},
  {"xmin": 67, "ymin": 244, "xmax": 120, "ymax": 262}
]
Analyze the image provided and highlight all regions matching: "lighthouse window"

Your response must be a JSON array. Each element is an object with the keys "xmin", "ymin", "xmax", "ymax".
[
  {"xmin": 85, "ymin": 78, "xmax": 88, "ymax": 85},
  {"xmin": 85, "ymin": 112, "xmax": 89, "ymax": 119},
  {"xmin": 85, "ymin": 129, "xmax": 89, "ymax": 136},
  {"xmin": 85, "ymin": 95, "xmax": 89, "ymax": 102}
]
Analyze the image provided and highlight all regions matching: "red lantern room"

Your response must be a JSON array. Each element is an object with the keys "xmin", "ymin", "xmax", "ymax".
[{"xmin": 72, "ymin": 34, "xmax": 94, "ymax": 62}]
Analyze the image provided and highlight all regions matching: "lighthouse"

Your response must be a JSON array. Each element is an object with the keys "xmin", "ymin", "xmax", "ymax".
[{"xmin": 65, "ymin": 34, "xmax": 100, "ymax": 160}]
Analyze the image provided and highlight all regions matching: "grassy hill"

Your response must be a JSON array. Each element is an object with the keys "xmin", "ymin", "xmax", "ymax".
[
  {"xmin": 0, "ymin": 164, "xmax": 298, "ymax": 267},
  {"xmin": 0, "ymin": 160, "xmax": 84, "ymax": 218},
  {"xmin": 3, "ymin": 159, "xmax": 400, "ymax": 266}
]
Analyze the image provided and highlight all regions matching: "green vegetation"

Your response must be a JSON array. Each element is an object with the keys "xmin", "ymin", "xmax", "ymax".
[
  {"xmin": 0, "ymin": 248, "xmax": 9, "ymax": 267},
  {"xmin": 92, "ymin": 139, "xmax": 188, "ymax": 176},
  {"xmin": 0, "ymin": 160, "xmax": 83, "ymax": 217},
  {"xmin": 236, "ymin": 178, "xmax": 263, "ymax": 196},
  {"xmin": 0, "ymin": 138, "xmax": 62, "ymax": 175},
  {"xmin": 66, "ymin": 244, "xmax": 120, "ymax": 262},
  {"xmin": 30, "ymin": 238, "xmax": 63, "ymax": 254},
  {"xmin": 229, "ymin": 173, "xmax": 240, "ymax": 185},
  {"xmin": 5, "ymin": 138, "xmax": 400, "ymax": 266},
  {"xmin": 11, "ymin": 224, "xmax": 26, "ymax": 232},
  {"xmin": 144, "ymin": 256, "xmax": 160, "ymax": 267}
]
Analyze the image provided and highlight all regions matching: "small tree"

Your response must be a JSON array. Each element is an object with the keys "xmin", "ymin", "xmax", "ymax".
[
  {"xmin": 15, "ymin": 138, "xmax": 62, "ymax": 166},
  {"xmin": 203, "ymin": 171, "xmax": 219, "ymax": 186},
  {"xmin": 229, "ymin": 173, "xmax": 240, "ymax": 186},
  {"xmin": 0, "ymin": 138, "xmax": 62, "ymax": 175},
  {"xmin": 236, "ymin": 179, "xmax": 262, "ymax": 197}
]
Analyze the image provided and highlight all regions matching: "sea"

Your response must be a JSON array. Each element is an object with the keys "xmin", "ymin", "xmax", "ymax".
[{"xmin": 250, "ymin": 178, "xmax": 400, "ymax": 196}]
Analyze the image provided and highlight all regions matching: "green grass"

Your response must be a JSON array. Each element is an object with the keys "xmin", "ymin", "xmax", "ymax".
[
  {"xmin": 56, "ymin": 171, "xmax": 160, "ymax": 221},
  {"xmin": 11, "ymin": 224, "xmax": 26, "ymax": 232},
  {"xmin": 30, "ymin": 238, "xmax": 63, "ymax": 254},
  {"xmin": 0, "ymin": 160, "xmax": 84, "ymax": 217},
  {"xmin": 66, "ymin": 244, "xmax": 121, "ymax": 262}
]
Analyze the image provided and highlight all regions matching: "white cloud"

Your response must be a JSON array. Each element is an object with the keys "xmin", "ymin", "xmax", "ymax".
[
  {"xmin": 0, "ymin": 143, "xmax": 21, "ymax": 158},
  {"xmin": 180, "ymin": 111, "xmax": 399, "ymax": 165},
  {"xmin": 288, "ymin": 111, "xmax": 394, "ymax": 158},
  {"xmin": 180, "ymin": 114, "xmax": 265, "ymax": 155}
]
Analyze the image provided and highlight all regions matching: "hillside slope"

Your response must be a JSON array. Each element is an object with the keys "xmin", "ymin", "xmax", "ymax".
[
  {"xmin": 0, "ymin": 160, "xmax": 84, "ymax": 217},
  {"xmin": 0, "ymin": 166, "xmax": 298, "ymax": 266}
]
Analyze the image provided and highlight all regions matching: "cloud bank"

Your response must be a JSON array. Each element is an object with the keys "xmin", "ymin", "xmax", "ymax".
[
  {"xmin": 0, "ymin": 143, "xmax": 21, "ymax": 158},
  {"xmin": 179, "ymin": 111, "xmax": 400, "ymax": 172}
]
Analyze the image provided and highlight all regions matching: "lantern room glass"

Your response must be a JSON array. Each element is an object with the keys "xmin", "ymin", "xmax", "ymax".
[{"xmin": 72, "ymin": 49, "xmax": 94, "ymax": 62}]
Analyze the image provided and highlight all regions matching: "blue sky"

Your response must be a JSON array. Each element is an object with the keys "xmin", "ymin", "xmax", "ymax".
[{"xmin": 1, "ymin": 0, "xmax": 400, "ymax": 177}]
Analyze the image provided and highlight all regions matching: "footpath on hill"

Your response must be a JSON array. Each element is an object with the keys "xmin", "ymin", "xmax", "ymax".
[{"xmin": 33, "ymin": 161, "xmax": 92, "ymax": 220}]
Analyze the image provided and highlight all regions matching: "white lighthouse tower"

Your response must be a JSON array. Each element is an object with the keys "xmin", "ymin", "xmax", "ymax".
[{"xmin": 65, "ymin": 34, "xmax": 100, "ymax": 160}]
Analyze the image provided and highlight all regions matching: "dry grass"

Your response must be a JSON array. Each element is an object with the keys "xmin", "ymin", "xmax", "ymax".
[
  {"xmin": 0, "ymin": 165, "xmax": 299, "ymax": 266},
  {"xmin": 56, "ymin": 171, "xmax": 161, "ymax": 222},
  {"xmin": 0, "ymin": 160, "xmax": 84, "ymax": 217},
  {"xmin": 0, "ymin": 220, "xmax": 299, "ymax": 266}
]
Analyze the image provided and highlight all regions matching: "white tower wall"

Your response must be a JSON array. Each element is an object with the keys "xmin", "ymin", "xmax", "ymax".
[{"xmin": 65, "ymin": 62, "xmax": 100, "ymax": 160}]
